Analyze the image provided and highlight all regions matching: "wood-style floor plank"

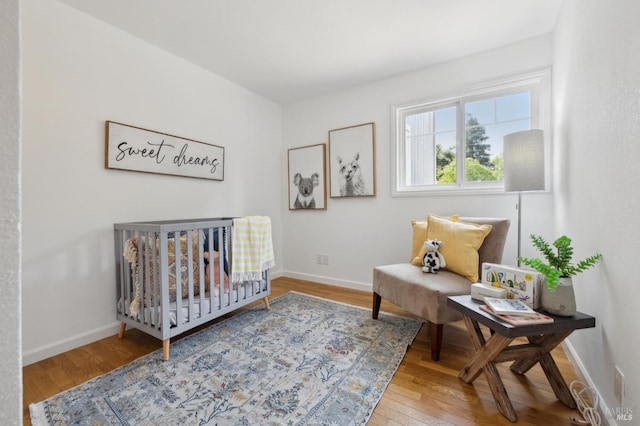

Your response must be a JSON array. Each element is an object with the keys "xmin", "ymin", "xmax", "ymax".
[{"xmin": 23, "ymin": 276, "xmax": 584, "ymax": 425}]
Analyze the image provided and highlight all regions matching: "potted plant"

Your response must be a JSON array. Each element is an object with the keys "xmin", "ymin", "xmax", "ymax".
[{"xmin": 518, "ymin": 235, "xmax": 602, "ymax": 316}]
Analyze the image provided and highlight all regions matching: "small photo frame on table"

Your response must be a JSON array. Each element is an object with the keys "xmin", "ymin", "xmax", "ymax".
[
  {"xmin": 287, "ymin": 143, "xmax": 327, "ymax": 210},
  {"xmin": 329, "ymin": 122, "xmax": 376, "ymax": 198}
]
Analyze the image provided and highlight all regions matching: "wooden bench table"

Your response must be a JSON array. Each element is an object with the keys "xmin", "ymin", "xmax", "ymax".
[{"xmin": 447, "ymin": 295, "xmax": 595, "ymax": 422}]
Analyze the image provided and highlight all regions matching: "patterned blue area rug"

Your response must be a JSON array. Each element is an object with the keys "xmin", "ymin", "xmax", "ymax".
[{"xmin": 30, "ymin": 291, "xmax": 422, "ymax": 425}]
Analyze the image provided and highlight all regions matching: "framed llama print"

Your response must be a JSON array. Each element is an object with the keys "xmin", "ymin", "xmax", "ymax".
[
  {"xmin": 329, "ymin": 122, "xmax": 376, "ymax": 198},
  {"xmin": 287, "ymin": 143, "xmax": 327, "ymax": 210}
]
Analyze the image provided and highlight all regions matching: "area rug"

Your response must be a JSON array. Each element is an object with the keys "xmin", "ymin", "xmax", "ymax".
[{"xmin": 30, "ymin": 291, "xmax": 423, "ymax": 425}]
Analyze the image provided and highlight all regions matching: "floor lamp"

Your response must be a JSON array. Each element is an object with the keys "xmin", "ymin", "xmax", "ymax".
[{"xmin": 503, "ymin": 129, "xmax": 545, "ymax": 264}]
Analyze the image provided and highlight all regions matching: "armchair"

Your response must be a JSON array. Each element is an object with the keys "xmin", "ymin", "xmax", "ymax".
[{"xmin": 372, "ymin": 217, "xmax": 510, "ymax": 361}]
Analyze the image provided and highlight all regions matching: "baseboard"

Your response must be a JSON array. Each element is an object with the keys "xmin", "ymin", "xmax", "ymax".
[
  {"xmin": 562, "ymin": 339, "xmax": 616, "ymax": 426},
  {"xmin": 22, "ymin": 322, "xmax": 122, "ymax": 366},
  {"xmin": 269, "ymin": 268, "xmax": 284, "ymax": 279},
  {"xmin": 282, "ymin": 270, "xmax": 373, "ymax": 292}
]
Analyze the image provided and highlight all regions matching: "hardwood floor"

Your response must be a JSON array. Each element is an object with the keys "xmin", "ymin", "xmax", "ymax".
[{"xmin": 23, "ymin": 276, "xmax": 584, "ymax": 425}]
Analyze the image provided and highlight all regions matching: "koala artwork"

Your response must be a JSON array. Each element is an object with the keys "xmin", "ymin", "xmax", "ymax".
[{"xmin": 293, "ymin": 173, "xmax": 319, "ymax": 209}]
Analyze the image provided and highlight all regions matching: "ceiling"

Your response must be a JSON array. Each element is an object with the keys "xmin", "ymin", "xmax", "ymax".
[{"xmin": 59, "ymin": 0, "xmax": 563, "ymax": 104}]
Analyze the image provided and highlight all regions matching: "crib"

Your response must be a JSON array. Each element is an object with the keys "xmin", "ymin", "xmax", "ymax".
[{"xmin": 113, "ymin": 217, "xmax": 272, "ymax": 360}]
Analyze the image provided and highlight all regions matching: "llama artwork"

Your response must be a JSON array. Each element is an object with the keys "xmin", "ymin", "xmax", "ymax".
[{"xmin": 337, "ymin": 153, "xmax": 367, "ymax": 196}]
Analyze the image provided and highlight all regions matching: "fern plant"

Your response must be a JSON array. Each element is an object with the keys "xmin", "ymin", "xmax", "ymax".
[{"xmin": 518, "ymin": 235, "xmax": 603, "ymax": 291}]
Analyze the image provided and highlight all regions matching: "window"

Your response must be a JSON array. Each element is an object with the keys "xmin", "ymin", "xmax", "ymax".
[{"xmin": 393, "ymin": 69, "xmax": 550, "ymax": 195}]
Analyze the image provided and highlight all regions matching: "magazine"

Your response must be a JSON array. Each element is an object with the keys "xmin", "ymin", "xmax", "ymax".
[
  {"xmin": 480, "ymin": 304, "xmax": 554, "ymax": 326},
  {"xmin": 483, "ymin": 296, "xmax": 538, "ymax": 317}
]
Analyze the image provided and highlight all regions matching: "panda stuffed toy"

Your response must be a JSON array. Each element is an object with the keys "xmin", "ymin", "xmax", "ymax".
[{"xmin": 422, "ymin": 239, "xmax": 446, "ymax": 274}]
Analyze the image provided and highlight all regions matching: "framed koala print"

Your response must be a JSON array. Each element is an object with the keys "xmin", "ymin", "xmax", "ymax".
[
  {"xmin": 287, "ymin": 143, "xmax": 327, "ymax": 210},
  {"xmin": 328, "ymin": 122, "xmax": 376, "ymax": 198}
]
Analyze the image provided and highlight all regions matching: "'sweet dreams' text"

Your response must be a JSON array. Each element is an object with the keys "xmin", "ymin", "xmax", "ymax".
[{"xmin": 116, "ymin": 140, "xmax": 219, "ymax": 174}]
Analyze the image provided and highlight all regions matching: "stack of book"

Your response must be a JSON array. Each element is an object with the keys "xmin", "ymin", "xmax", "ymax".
[{"xmin": 481, "ymin": 297, "xmax": 554, "ymax": 326}]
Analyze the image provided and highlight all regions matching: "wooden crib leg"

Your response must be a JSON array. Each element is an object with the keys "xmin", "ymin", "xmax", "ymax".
[
  {"xmin": 118, "ymin": 322, "xmax": 126, "ymax": 338},
  {"xmin": 162, "ymin": 339, "xmax": 170, "ymax": 361},
  {"xmin": 263, "ymin": 297, "xmax": 270, "ymax": 310}
]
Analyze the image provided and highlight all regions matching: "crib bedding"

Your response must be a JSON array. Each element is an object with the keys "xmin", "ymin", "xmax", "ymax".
[{"xmin": 114, "ymin": 217, "xmax": 272, "ymax": 361}]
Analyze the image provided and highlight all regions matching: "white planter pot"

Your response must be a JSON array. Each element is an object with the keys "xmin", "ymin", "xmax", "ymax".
[{"xmin": 541, "ymin": 277, "xmax": 576, "ymax": 316}]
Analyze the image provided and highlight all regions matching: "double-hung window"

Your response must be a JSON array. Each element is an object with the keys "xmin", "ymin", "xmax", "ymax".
[{"xmin": 393, "ymin": 69, "xmax": 550, "ymax": 195}]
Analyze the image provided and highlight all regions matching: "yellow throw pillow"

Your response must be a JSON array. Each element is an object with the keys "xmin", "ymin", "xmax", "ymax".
[
  {"xmin": 410, "ymin": 215, "xmax": 459, "ymax": 265},
  {"xmin": 410, "ymin": 220, "xmax": 428, "ymax": 265},
  {"xmin": 425, "ymin": 214, "xmax": 491, "ymax": 282}
]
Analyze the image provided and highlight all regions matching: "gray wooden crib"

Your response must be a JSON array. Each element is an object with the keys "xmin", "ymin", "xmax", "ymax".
[{"xmin": 114, "ymin": 217, "xmax": 271, "ymax": 360}]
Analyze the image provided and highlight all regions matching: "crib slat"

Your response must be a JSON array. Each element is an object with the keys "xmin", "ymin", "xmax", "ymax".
[
  {"xmin": 150, "ymin": 232, "xmax": 159, "ymax": 330},
  {"xmin": 135, "ymin": 230, "xmax": 144, "ymax": 322},
  {"xmin": 197, "ymin": 230, "xmax": 206, "ymax": 318},
  {"xmin": 114, "ymin": 229, "xmax": 126, "ymax": 317},
  {"xmin": 159, "ymin": 231, "xmax": 171, "ymax": 339},
  {"xmin": 208, "ymin": 227, "xmax": 220, "ymax": 311},
  {"xmin": 186, "ymin": 229, "xmax": 195, "ymax": 324},
  {"xmin": 152, "ymin": 232, "xmax": 160, "ymax": 330},
  {"xmin": 121, "ymin": 230, "xmax": 128, "ymax": 316},
  {"xmin": 217, "ymin": 226, "xmax": 226, "ymax": 308},
  {"xmin": 226, "ymin": 224, "xmax": 233, "ymax": 283},
  {"xmin": 174, "ymin": 231, "xmax": 182, "ymax": 325},
  {"xmin": 144, "ymin": 232, "xmax": 154, "ymax": 326},
  {"xmin": 127, "ymin": 230, "xmax": 134, "ymax": 316}
]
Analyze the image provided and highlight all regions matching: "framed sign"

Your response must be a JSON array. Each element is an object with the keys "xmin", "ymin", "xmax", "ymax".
[
  {"xmin": 329, "ymin": 122, "xmax": 376, "ymax": 197},
  {"xmin": 287, "ymin": 143, "xmax": 327, "ymax": 210},
  {"xmin": 105, "ymin": 121, "xmax": 224, "ymax": 181}
]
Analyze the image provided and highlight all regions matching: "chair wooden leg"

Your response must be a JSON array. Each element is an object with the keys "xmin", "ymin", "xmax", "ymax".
[
  {"xmin": 430, "ymin": 322, "xmax": 443, "ymax": 361},
  {"xmin": 372, "ymin": 292, "xmax": 382, "ymax": 319}
]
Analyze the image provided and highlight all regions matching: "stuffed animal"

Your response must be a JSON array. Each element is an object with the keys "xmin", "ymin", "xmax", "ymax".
[{"xmin": 422, "ymin": 239, "xmax": 446, "ymax": 273}]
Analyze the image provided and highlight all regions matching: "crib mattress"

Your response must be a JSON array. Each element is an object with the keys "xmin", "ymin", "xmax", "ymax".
[{"xmin": 120, "ymin": 280, "xmax": 266, "ymax": 326}]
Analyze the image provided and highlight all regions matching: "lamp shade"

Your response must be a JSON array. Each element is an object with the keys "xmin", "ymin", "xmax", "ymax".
[{"xmin": 503, "ymin": 129, "xmax": 545, "ymax": 192}]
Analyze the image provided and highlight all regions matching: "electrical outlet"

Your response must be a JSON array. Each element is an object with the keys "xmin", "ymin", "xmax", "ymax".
[
  {"xmin": 316, "ymin": 254, "xmax": 329, "ymax": 265},
  {"xmin": 614, "ymin": 365, "xmax": 625, "ymax": 405},
  {"xmin": 323, "ymin": 255, "xmax": 329, "ymax": 265}
]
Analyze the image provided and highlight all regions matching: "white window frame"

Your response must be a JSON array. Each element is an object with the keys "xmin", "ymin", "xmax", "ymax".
[{"xmin": 392, "ymin": 69, "xmax": 551, "ymax": 196}]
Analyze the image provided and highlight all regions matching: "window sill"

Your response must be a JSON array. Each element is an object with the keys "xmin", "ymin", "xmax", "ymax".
[
  {"xmin": 392, "ymin": 187, "xmax": 550, "ymax": 197},
  {"xmin": 393, "ymin": 187, "xmax": 506, "ymax": 197}
]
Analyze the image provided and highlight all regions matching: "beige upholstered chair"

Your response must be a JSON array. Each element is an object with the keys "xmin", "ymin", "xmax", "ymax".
[{"xmin": 372, "ymin": 217, "xmax": 510, "ymax": 361}]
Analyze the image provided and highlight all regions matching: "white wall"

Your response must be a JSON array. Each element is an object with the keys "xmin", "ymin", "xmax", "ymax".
[
  {"xmin": 282, "ymin": 35, "xmax": 554, "ymax": 290},
  {"xmin": 0, "ymin": 0, "xmax": 22, "ymax": 423},
  {"xmin": 21, "ymin": 0, "xmax": 283, "ymax": 364},
  {"xmin": 554, "ymin": 0, "xmax": 639, "ymax": 421}
]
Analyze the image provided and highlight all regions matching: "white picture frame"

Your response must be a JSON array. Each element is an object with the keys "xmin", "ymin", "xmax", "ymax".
[{"xmin": 105, "ymin": 121, "xmax": 224, "ymax": 181}]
